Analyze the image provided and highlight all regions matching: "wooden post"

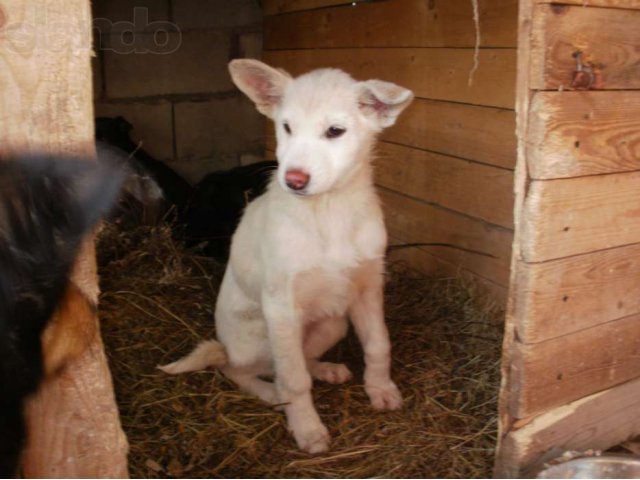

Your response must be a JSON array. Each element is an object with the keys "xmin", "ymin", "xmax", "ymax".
[{"xmin": 0, "ymin": 0, "xmax": 128, "ymax": 477}]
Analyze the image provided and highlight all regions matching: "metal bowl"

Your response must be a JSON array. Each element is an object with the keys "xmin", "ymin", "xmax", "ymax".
[{"xmin": 537, "ymin": 455, "xmax": 640, "ymax": 479}]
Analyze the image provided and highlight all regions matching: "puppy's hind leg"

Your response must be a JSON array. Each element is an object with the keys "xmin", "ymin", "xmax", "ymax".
[{"xmin": 304, "ymin": 316, "xmax": 352, "ymax": 384}]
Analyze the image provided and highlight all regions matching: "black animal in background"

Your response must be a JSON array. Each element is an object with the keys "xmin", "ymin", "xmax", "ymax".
[
  {"xmin": 95, "ymin": 116, "xmax": 277, "ymax": 259},
  {"xmin": 0, "ymin": 155, "xmax": 122, "ymax": 477},
  {"xmin": 181, "ymin": 160, "xmax": 277, "ymax": 258},
  {"xmin": 95, "ymin": 116, "xmax": 193, "ymax": 209}
]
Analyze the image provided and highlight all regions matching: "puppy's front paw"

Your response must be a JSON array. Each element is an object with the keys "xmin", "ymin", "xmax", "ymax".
[
  {"xmin": 292, "ymin": 421, "xmax": 330, "ymax": 454},
  {"xmin": 366, "ymin": 381, "xmax": 403, "ymax": 411},
  {"xmin": 309, "ymin": 361, "xmax": 352, "ymax": 384}
]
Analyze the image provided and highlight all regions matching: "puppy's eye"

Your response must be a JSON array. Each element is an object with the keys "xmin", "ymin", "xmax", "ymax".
[
  {"xmin": 325, "ymin": 126, "xmax": 346, "ymax": 139},
  {"xmin": 283, "ymin": 122, "xmax": 292, "ymax": 135}
]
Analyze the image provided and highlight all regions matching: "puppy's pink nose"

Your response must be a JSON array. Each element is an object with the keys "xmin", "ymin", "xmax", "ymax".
[{"xmin": 285, "ymin": 169, "xmax": 310, "ymax": 191}]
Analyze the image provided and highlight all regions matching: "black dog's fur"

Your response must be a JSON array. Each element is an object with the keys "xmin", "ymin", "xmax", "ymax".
[{"xmin": 0, "ymin": 156, "xmax": 122, "ymax": 477}]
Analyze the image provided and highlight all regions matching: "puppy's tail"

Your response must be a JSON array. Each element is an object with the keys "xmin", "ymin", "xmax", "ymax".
[{"xmin": 158, "ymin": 339, "xmax": 228, "ymax": 375}]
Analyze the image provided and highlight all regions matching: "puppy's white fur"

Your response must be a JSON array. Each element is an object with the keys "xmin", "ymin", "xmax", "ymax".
[{"xmin": 160, "ymin": 60, "xmax": 414, "ymax": 454}]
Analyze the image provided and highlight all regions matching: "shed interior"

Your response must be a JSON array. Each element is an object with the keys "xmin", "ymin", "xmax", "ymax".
[{"xmin": 77, "ymin": 0, "xmax": 640, "ymax": 477}]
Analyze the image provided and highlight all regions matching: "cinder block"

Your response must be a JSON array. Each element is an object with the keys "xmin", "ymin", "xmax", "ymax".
[
  {"xmin": 238, "ymin": 31, "xmax": 262, "ymax": 60},
  {"xmin": 94, "ymin": 101, "xmax": 174, "ymax": 162},
  {"xmin": 103, "ymin": 30, "xmax": 232, "ymax": 98},
  {"xmin": 174, "ymin": 95, "xmax": 265, "ymax": 166},
  {"xmin": 171, "ymin": 0, "xmax": 261, "ymax": 29},
  {"xmin": 92, "ymin": 0, "xmax": 171, "ymax": 32}
]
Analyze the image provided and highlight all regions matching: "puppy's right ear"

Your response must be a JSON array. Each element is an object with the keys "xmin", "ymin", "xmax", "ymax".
[{"xmin": 228, "ymin": 59, "xmax": 292, "ymax": 118}]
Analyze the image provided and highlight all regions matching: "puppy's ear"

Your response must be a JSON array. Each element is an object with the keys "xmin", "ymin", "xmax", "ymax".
[
  {"xmin": 357, "ymin": 80, "xmax": 414, "ymax": 129},
  {"xmin": 228, "ymin": 59, "xmax": 292, "ymax": 118}
]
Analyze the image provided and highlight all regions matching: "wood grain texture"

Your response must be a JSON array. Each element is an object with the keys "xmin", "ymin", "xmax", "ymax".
[
  {"xmin": 265, "ymin": 0, "xmax": 517, "ymax": 49},
  {"xmin": 513, "ymin": 243, "xmax": 640, "ymax": 344},
  {"xmin": 538, "ymin": 0, "xmax": 640, "ymax": 9},
  {"xmin": 380, "ymin": 189, "xmax": 513, "ymax": 287},
  {"xmin": 530, "ymin": 4, "xmax": 640, "ymax": 90},
  {"xmin": 264, "ymin": 48, "xmax": 517, "ymax": 109},
  {"xmin": 521, "ymin": 172, "xmax": 640, "ymax": 262},
  {"xmin": 499, "ymin": 376, "xmax": 640, "ymax": 478},
  {"xmin": 0, "ymin": 0, "xmax": 128, "ymax": 476},
  {"xmin": 24, "ymin": 335, "xmax": 129, "ymax": 478},
  {"xmin": 528, "ymin": 91, "xmax": 640, "ymax": 179},
  {"xmin": 264, "ymin": 0, "xmax": 351, "ymax": 15},
  {"xmin": 375, "ymin": 142, "xmax": 514, "ymax": 228},
  {"xmin": 510, "ymin": 311, "xmax": 640, "ymax": 418}
]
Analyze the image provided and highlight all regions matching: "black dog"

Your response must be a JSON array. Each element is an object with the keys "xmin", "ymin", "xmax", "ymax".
[{"xmin": 0, "ymin": 155, "xmax": 122, "ymax": 477}]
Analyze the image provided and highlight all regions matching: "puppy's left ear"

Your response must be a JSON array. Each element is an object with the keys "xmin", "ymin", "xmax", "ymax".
[{"xmin": 357, "ymin": 80, "xmax": 414, "ymax": 129}]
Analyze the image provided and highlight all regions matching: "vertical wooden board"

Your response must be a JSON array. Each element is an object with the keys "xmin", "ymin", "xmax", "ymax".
[
  {"xmin": 0, "ymin": 0, "xmax": 128, "ymax": 477},
  {"xmin": 375, "ymin": 141, "xmax": 514, "ymax": 228},
  {"xmin": 514, "ymin": 244, "xmax": 640, "ymax": 344},
  {"xmin": 24, "ymin": 335, "xmax": 129, "ymax": 478},
  {"xmin": 379, "ymin": 189, "xmax": 513, "ymax": 286},
  {"xmin": 498, "ymin": 377, "xmax": 640, "ymax": 478},
  {"xmin": 0, "ymin": 1, "xmax": 94, "ymax": 156},
  {"xmin": 511, "ymin": 313, "xmax": 640, "ymax": 418},
  {"xmin": 265, "ymin": 0, "xmax": 518, "ymax": 49},
  {"xmin": 264, "ymin": 0, "xmax": 352, "ymax": 15},
  {"xmin": 530, "ymin": 4, "xmax": 640, "ymax": 90},
  {"xmin": 264, "ymin": 48, "xmax": 517, "ymax": 109},
  {"xmin": 528, "ymin": 91, "xmax": 640, "ymax": 179},
  {"xmin": 521, "ymin": 172, "xmax": 640, "ymax": 262}
]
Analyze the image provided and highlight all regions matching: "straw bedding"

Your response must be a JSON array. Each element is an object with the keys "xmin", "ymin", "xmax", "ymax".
[{"xmin": 97, "ymin": 221, "xmax": 503, "ymax": 478}]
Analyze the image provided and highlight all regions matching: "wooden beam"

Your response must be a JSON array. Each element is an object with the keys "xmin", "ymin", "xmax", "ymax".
[
  {"xmin": 510, "ymin": 312, "xmax": 640, "ymax": 418},
  {"xmin": 497, "ymin": 376, "xmax": 640, "ymax": 478},
  {"xmin": 263, "ymin": 48, "xmax": 517, "ymax": 109},
  {"xmin": 380, "ymin": 189, "xmax": 513, "ymax": 287},
  {"xmin": 375, "ymin": 142, "xmax": 514, "ymax": 228},
  {"xmin": 265, "ymin": 0, "xmax": 517, "ymax": 49},
  {"xmin": 521, "ymin": 171, "xmax": 640, "ymax": 262},
  {"xmin": 530, "ymin": 4, "xmax": 640, "ymax": 90},
  {"xmin": 513, "ymin": 243, "xmax": 640, "ymax": 343},
  {"xmin": 528, "ymin": 91, "xmax": 640, "ymax": 179},
  {"xmin": 0, "ymin": 0, "xmax": 128, "ymax": 476}
]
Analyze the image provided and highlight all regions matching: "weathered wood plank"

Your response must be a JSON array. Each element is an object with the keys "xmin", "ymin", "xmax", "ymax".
[
  {"xmin": 264, "ymin": 0, "xmax": 351, "ymax": 15},
  {"xmin": 497, "ymin": 376, "xmax": 640, "ymax": 478},
  {"xmin": 538, "ymin": 0, "xmax": 640, "ymax": 10},
  {"xmin": 266, "ymin": 98, "xmax": 517, "ymax": 169},
  {"xmin": 511, "ymin": 312, "xmax": 640, "ymax": 418},
  {"xmin": 375, "ymin": 142, "xmax": 514, "ymax": 228},
  {"xmin": 514, "ymin": 243, "xmax": 640, "ymax": 344},
  {"xmin": 265, "ymin": 0, "xmax": 517, "ymax": 49},
  {"xmin": 521, "ymin": 172, "xmax": 640, "ymax": 262},
  {"xmin": 0, "ymin": 0, "xmax": 129, "ymax": 476},
  {"xmin": 531, "ymin": 4, "xmax": 640, "ymax": 90},
  {"xmin": 528, "ymin": 91, "xmax": 640, "ymax": 179},
  {"xmin": 264, "ymin": 48, "xmax": 517, "ymax": 109},
  {"xmin": 380, "ymin": 189, "xmax": 513, "ymax": 287}
]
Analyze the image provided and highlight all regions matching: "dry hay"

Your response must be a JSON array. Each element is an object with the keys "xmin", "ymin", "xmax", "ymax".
[{"xmin": 97, "ymin": 222, "xmax": 503, "ymax": 478}]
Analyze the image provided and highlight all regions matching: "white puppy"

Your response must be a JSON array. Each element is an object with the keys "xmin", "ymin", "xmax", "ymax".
[{"xmin": 160, "ymin": 59, "xmax": 414, "ymax": 454}]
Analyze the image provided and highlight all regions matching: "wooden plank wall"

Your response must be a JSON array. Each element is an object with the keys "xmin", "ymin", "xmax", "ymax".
[
  {"xmin": 496, "ymin": 0, "xmax": 640, "ymax": 476},
  {"xmin": 262, "ymin": 0, "xmax": 518, "ymax": 302}
]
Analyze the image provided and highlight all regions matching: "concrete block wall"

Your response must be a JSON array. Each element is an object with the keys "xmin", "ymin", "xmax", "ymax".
[{"xmin": 92, "ymin": 0, "xmax": 264, "ymax": 183}]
